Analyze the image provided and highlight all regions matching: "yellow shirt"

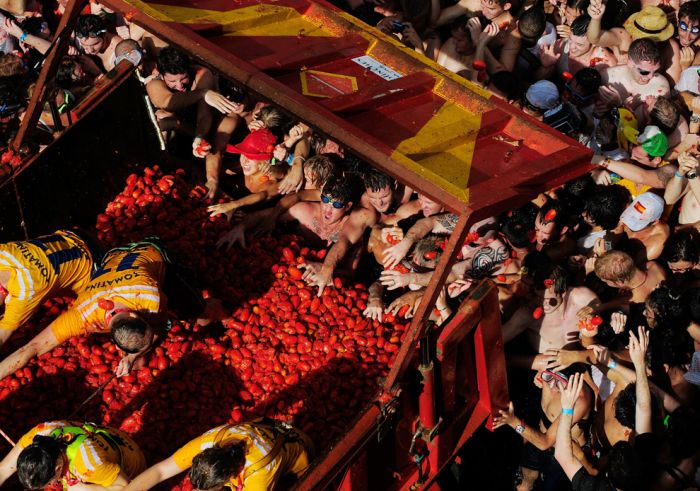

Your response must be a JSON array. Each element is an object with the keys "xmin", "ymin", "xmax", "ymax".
[
  {"xmin": 50, "ymin": 243, "xmax": 166, "ymax": 343},
  {"xmin": 0, "ymin": 230, "xmax": 94, "ymax": 332},
  {"xmin": 615, "ymin": 161, "xmax": 670, "ymax": 199},
  {"xmin": 172, "ymin": 422, "xmax": 311, "ymax": 490},
  {"xmin": 18, "ymin": 421, "xmax": 146, "ymax": 486}
]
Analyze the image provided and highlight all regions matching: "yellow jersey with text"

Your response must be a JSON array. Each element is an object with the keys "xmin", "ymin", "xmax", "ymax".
[
  {"xmin": 18, "ymin": 420, "xmax": 146, "ymax": 486},
  {"xmin": 50, "ymin": 243, "xmax": 165, "ymax": 343},
  {"xmin": 0, "ymin": 231, "xmax": 94, "ymax": 332},
  {"xmin": 172, "ymin": 422, "xmax": 312, "ymax": 491}
]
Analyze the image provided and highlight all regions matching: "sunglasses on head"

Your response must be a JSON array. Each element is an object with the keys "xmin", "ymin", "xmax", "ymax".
[
  {"xmin": 679, "ymin": 21, "xmax": 700, "ymax": 33},
  {"xmin": 321, "ymin": 194, "xmax": 345, "ymax": 209},
  {"xmin": 540, "ymin": 370, "xmax": 569, "ymax": 387}
]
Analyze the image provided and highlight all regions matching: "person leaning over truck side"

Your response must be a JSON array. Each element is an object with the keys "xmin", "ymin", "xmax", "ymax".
[
  {"xmin": 0, "ymin": 229, "xmax": 98, "ymax": 350},
  {"xmin": 123, "ymin": 418, "xmax": 313, "ymax": 491},
  {"xmin": 0, "ymin": 420, "xmax": 146, "ymax": 490}
]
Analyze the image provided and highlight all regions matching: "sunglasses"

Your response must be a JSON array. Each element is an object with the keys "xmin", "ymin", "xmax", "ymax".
[
  {"xmin": 635, "ymin": 66, "xmax": 654, "ymax": 76},
  {"xmin": 321, "ymin": 194, "xmax": 345, "ymax": 209},
  {"xmin": 679, "ymin": 21, "xmax": 700, "ymax": 34},
  {"xmin": 540, "ymin": 370, "xmax": 569, "ymax": 387}
]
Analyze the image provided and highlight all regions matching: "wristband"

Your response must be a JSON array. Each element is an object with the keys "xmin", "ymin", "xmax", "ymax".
[
  {"xmin": 675, "ymin": 171, "xmax": 686, "ymax": 178},
  {"xmin": 562, "ymin": 408, "xmax": 574, "ymax": 415},
  {"xmin": 607, "ymin": 360, "xmax": 617, "ymax": 370},
  {"xmin": 19, "ymin": 31, "xmax": 27, "ymax": 43}
]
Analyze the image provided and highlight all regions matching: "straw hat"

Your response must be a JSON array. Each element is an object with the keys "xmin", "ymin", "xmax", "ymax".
[{"xmin": 624, "ymin": 6, "xmax": 674, "ymax": 41}]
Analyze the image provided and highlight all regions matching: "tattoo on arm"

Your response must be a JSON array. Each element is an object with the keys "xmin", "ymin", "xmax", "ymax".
[
  {"xmin": 435, "ymin": 213, "xmax": 459, "ymax": 233},
  {"xmin": 469, "ymin": 245, "xmax": 508, "ymax": 279}
]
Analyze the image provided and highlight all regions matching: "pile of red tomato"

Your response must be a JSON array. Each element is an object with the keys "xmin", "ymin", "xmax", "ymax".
[{"xmin": 0, "ymin": 166, "xmax": 407, "ymax": 489}]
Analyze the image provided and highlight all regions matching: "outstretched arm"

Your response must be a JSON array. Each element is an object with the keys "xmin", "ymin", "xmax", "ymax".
[
  {"xmin": 0, "ymin": 323, "xmax": 60, "ymax": 381},
  {"xmin": 0, "ymin": 443, "xmax": 22, "ymax": 486},
  {"xmin": 123, "ymin": 457, "xmax": 183, "ymax": 491}
]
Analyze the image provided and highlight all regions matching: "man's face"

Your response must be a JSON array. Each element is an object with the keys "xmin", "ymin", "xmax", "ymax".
[
  {"xmin": 678, "ymin": 16, "xmax": 700, "ymax": 47},
  {"xmin": 452, "ymin": 28, "xmax": 473, "ymax": 54},
  {"xmin": 542, "ymin": 286, "xmax": 564, "ymax": 314},
  {"xmin": 534, "ymin": 214, "xmax": 560, "ymax": 246},
  {"xmin": 627, "ymin": 58, "xmax": 661, "ymax": 85},
  {"xmin": 163, "ymin": 72, "xmax": 190, "ymax": 92},
  {"xmin": 320, "ymin": 139, "xmax": 344, "ymax": 158},
  {"xmin": 366, "ymin": 185, "xmax": 394, "ymax": 213},
  {"xmin": 240, "ymin": 155, "xmax": 261, "ymax": 176},
  {"xmin": 643, "ymin": 302, "xmax": 657, "ymax": 328},
  {"xmin": 320, "ymin": 194, "xmax": 349, "ymax": 224},
  {"xmin": 418, "ymin": 194, "xmax": 443, "ymax": 217},
  {"xmin": 78, "ymin": 35, "xmax": 104, "ymax": 55},
  {"xmin": 569, "ymin": 34, "xmax": 591, "ymax": 57},
  {"xmin": 630, "ymin": 144, "xmax": 660, "ymax": 166},
  {"xmin": 481, "ymin": 0, "xmax": 505, "ymax": 20},
  {"xmin": 564, "ymin": 5, "xmax": 582, "ymax": 25}
]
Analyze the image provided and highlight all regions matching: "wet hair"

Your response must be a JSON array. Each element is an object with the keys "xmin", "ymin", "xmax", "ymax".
[
  {"xmin": 321, "ymin": 173, "xmax": 354, "ymax": 205},
  {"xmin": 594, "ymin": 250, "xmax": 636, "ymax": 283},
  {"xmin": 364, "ymin": 170, "xmax": 394, "ymax": 193},
  {"xmin": 488, "ymin": 70, "xmax": 521, "ymax": 101},
  {"xmin": 537, "ymin": 199, "xmax": 569, "ymax": 231},
  {"xmin": 566, "ymin": 0, "xmax": 589, "ymax": 11},
  {"xmin": 450, "ymin": 15, "xmax": 470, "ymax": 33},
  {"xmin": 523, "ymin": 251, "xmax": 569, "ymax": 293},
  {"xmin": 650, "ymin": 96, "xmax": 680, "ymax": 136},
  {"xmin": 679, "ymin": 0, "xmax": 700, "ymax": 25},
  {"xmin": 607, "ymin": 441, "xmax": 644, "ymax": 490},
  {"xmin": 190, "ymin": 444, "xmax": 246, "ymax": 490},
  {"xmin": 628, "ymin": 38, "xmax": 661, "ymax": 65},
  {"xmin": 74, "ymin": 14, "xmax": 105, "ymax": 39},
  {"xmin": 17, "ymin": 436, "xmax": 65, "ymax": 490},
  {"xmin": 646, "ymin": 285, "xmax": 688, "ymax": 331},
  {"xmin": 614, "ymin": 383, "xmax": 637, "ymax": 429},
  {"xmin": 0, "ymin": 53, "xmax": 25, "ymax": 78},
  {"xmin": 412, "ymin": 235, "xmax": 444, "ymax": 267},
  {"xmin": 555, "ymin": 174, "xmax": 596, "ymax": 215},
  {"xmin": 667, "ymin": 407, "xmax": 700, "ymax": 460},
  {"xmin": 518, "ymin": 8, "xmax": 546, "ymax": 41},
  {"xmin": 55, "ymin": 58, "xmax": 79, "ymax": 89},
  {"xmin": 111, "ymin": 316, "xmax": 150, "ymax": 354},
  {"xmin": 573, "ymin": 67, "xmax": 602, "ymax": 97},
  {"xmin": 254, "ymin": 105, "xmax": 284, "ymax": 130},
  {"xmin": 570, "ymin": 14, "xmax": 591, "ymax": 36},
  {"xmin": 305, "ymin": 154, "xmax": 337, "ymax": 189},
  {"xmin": 218, "ymin": 78, "xmax": 247, "ymax": 104},
  {"xmin": 156, "ymin": 46, "xmax": 191, "ymax": 77},
  {"xmin": 647, "ymin": 328, "xmax": 693, "ymax": 375},
  {"xmin": 501, "ymin": 203, "xmax": 537, "ymax": 248},
  {"xmin": 663, "ymin": 229, "xmax": 700, "ymax": 265},
  {"xmin": 583, "ymin": 184, "xmax": 628, "ymax": 229}
]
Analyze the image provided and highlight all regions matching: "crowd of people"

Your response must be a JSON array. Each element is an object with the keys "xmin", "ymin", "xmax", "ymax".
[{"xmin": 0, "ymin": 0, "xmax": 698, "ymax": 488}]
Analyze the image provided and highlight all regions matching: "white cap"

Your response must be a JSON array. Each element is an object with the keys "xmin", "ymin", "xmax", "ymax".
[
  {"xmin": 620, "ymin": 192, "xmax": 664, "ymax": 231},
  {"xmin": 684, "ymin": 351, "xmax": 700, "ymax": 386},
  {"xmin": 675, "ymin": 66, "xmax": 700, "ymax": 95}
]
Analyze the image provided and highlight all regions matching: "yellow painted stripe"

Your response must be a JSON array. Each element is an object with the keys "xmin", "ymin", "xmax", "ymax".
[
  {"xmin": 391, "ymin": 102, "xmax": 482, "ymax": 204},
  {"xmin": 130, "ymin": 3, "xmax": 330, "ymax": 37}
]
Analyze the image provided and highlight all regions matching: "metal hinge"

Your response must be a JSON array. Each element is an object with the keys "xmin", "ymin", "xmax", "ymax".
[{"xmin": 376, "ymin": 395, "xmax": 400, "ymax": 443}]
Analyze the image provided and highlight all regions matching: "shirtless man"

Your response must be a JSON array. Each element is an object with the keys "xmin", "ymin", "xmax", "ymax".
[
  {"xmin": 593, "ymin": 250, "xmax": 666, "ymax": 306},
  {"xmin": 73, "ymin": 14, "xmax": 122, "ymax": 72},
  {"xmin": 146, "ymin": 47, "xmax": 236, "ymax": 198},
  {"xmin": 219, "ymin": 176, "xmax": 376, "ymax": 296},
  {"xmin": 359, "ymin": 170, "xmax": 413, "ymax": 223},
  {"xmin": 587, "ymin": 3, "xmax": 680, "ymax": 82},
  {"xmin": 599, "ymin": 39, "xmax": 670, "ymax": 117},
  {"xmin": 677, "ymin": 1, "xmax": 700, "ymax": 70},
  {"xmin": 615, "ymin": 192, "xmax": 669, "ymax": 262},
  {"xmin": 206, "ymin": 129, "xmax": 284, "ymax": 218},
  {"xmin": 435, "ymin": 16, "xmax": 477, "ymax": 76},
  {"xmin": 502, "ymin": 258, "xmax": 599, "ymax": 370},
  {"xmin": 533, "ymin": 200, "xmax": 577, "ymax": 263},
  {"xmin": 538, "ymin": 15, "xmax": 616, "ymax": 80},
  {"xmin": 665, "ymin": 151, "xmax": 700, "ymax": 226}
]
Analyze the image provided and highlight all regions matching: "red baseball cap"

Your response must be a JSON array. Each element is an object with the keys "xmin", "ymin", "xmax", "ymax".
[{"xmin": 225, "ymin": 128, "xmax": 276, "ymax": 160}]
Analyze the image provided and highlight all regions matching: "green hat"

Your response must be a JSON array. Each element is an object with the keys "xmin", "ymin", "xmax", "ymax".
[{"xmin": 637, "ymin": 125, "xmax": 668, "ymax": 157}]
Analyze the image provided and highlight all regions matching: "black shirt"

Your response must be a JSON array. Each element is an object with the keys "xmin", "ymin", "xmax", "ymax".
[{"xmin": 571, "ymin": 468, "xmax": 616, "ymax": 491}]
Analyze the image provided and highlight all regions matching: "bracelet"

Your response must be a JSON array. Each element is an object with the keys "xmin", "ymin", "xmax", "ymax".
[
  {"xmin": 562, "ymin": 408, "xmax": 574, "ymax": 416},
  {"xmin": 19, "ymin": 31, "xmax": 27, "ymax": 43},
  {"xmin": 675, "ymin": 171, "xmax": 686, "ymax": 178},
  {"xmin": 515, "ymin": 420, "xmax": 526, "ymax": 435},
  {"xmin": 607, "ymin": 360, "xmax": 617, "ymax": 370}
]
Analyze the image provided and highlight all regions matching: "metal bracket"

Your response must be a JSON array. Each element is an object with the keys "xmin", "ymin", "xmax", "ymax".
[
  {"xmin": 376, "ymin": 395, "xmax": 400, "ymax": 443},
  {"xmin": 425, "ymin": 416, "xmax": 443, "ymax": 442}
]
